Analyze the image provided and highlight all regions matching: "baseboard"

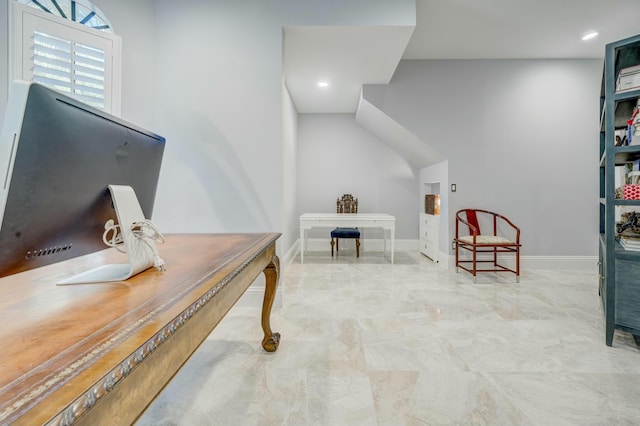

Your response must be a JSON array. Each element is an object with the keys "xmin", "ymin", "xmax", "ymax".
[
  {"xmin": 448, "ymin": 253, "xmax": 598, "ymax": 271},
  {"xmin": 299, "ymin": 239, "xmax": 597, "ymax": 270},
  {"xmin": 282, "ymin": 239, "xmax": 300, "ymax": 266},
  {"xmin": 520, "ymin": 255, "xmax": 598, "ymax": 270},
  {"xmin": 236, "ymin": 240, "xmax": 301, "ymax": 309}
]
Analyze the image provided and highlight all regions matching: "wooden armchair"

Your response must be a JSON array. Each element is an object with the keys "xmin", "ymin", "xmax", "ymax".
[
  {"xmin": 454, "ymin": 209, "xmax": 521, "ymax": 282},
  {"xmin": 330, "ymin": 194, "xmax": 360, "ymax": 257}
]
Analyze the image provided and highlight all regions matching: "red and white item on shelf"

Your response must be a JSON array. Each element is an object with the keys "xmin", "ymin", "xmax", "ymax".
[{"xmin": 624, "ymin": 184, "xmax": 640, "ymax": 200}]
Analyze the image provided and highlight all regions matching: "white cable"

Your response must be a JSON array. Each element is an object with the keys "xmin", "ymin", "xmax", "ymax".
[
  {"xmin": 131, "ymin": 219, "xmax": 166, "ymax": 271},
  {"xmin": 102, "ymin": 218, "xmax": 166, "ymax": 271},
  {"xmin": 103, "ymin": 219, "xmax": 126, "ymax": 253}
]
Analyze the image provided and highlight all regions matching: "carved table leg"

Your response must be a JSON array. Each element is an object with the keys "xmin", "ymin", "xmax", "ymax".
[{"xmin": 261, "ymin": 256, "xmax": 280, "ymax": 352}]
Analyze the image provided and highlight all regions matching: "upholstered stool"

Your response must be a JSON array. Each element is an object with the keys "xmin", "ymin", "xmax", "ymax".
[{"xmin": 330, "ymin": 227, "xmax": 360, "ymax": 257}]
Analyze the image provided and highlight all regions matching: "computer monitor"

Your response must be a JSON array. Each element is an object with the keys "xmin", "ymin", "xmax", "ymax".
[{"xmin": 0, "ymin": 81, "xmax": 165, "ymax": 278}]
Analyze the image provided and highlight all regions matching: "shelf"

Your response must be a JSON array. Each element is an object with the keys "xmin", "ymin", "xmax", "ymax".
[
  {"xmin": 600, "ymin": 33, "xmax": 640, "ymax": 346},
  {"xmin": 613, "ymin": 199, "xmax": 640, "ymax": 207},
  {"xmin": 614, "ymin": 88, "xmax": 640, "ymax": 101},
  {"xmin": 613, "ymin": 97, "xmax": 639, "ymax": 129},
  {"xmin": 600, "ymin": 96, "xmax": 638, "ymax": 134},
  {"xmin": 600, "ymin": 198, "xmax": 640, "ymax": 207},
  {"xmin": 616, "ymin": 246, "xmax": 640, "ymax": 260},
  {"xmin": 600, "ymin": 100, "xmax": 637, "ymax": 131},
  {"xmin": 612, "ymin": 145, "xmax": 640, "ymax": 164},
  {"xmin": 614, "ymin": 40, "xmax": 640, "ymax": 76}
]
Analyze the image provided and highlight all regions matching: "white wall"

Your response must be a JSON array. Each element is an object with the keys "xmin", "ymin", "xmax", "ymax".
[
  {"xmin": 0, "ymin": 1, "xmax": 9, "ymax": 121},
  {"xmin": 298, "ymin": 113, "xmax": 418, "ymax": 239},
  {"xmin": 282, "ymin": 80, "xmax": 299, "ymax": 259},
  {"xmin": 148, "ymin": 1, "xmax": 284, "ymax": 235},
  {"xmin": 364, "ymin": 59, "xmax": 602, "ymax": 256},
  {"xmin": 95, "ymin": 0, "xmax": 156, "ymax": 130}
]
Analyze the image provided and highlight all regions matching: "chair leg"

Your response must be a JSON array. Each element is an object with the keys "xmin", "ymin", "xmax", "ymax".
[
  {"xmin": 472, "ymin": 247, "xmax": 477, "ymax": 283},
  {"xmin": 356, "ymin": 238, "xmax": 360, "ymax": 257},
  {"xmin": 516, "ymin": 246, "xmax": 520, "ymax": 283},
  {"xmin": 336, "ymin": 238, "xmax": 339, "ymax": 252},
  {"xmin": 493, "ymin": 247, "xmax": 498, "ymax": 268},
  {"xmin": 330, "ymin": 238, "xmax": 335, "ymax": 257}
]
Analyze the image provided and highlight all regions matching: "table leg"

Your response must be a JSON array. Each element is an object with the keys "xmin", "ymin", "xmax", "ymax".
[
  {"xmin": 383, "ymin": 228, "xmax": 387, "ymax": 255},
  {"xmin": 390, "ymin": 228, "xmax": 395, "ymax": 264},
  {"xmin": 300, "ymin": 227, "xmax": 305, "ymax": 264},
  {"xmin": 261, "ymin": 256, "xmax": 280, "ymax": 352}
]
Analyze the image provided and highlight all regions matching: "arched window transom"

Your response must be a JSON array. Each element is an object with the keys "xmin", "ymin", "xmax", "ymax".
[{"xmin": 17, "ymin": 0, "xmax": 113, "ymax": 33}]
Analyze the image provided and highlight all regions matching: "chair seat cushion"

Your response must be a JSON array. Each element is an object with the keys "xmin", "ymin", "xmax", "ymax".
[
  {"xmin": 331, "ymin": 227, "xmax": 360, "ymax": 238},
  {"xmin": 459, "ymin": 235, "xmax": 514, "ymax": 245}
]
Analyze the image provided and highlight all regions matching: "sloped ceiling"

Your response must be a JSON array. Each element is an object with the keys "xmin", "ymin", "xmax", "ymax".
[
  {"xmin": 283, "ymin": 0, "xmax": 640, "ymax": 114},
  {"xmin": 283, "ymin": 25, "xmax": 415, "ymax": 113}
]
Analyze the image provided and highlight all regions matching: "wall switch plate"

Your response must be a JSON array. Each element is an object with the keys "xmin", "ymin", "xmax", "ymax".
[{"xmin": 451, "ymin": 184, "xmax": 457, "ymax": 192}]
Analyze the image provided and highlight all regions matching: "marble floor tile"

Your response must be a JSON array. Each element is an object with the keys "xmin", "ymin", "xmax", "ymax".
[
  {"xmin": 369, "ymin": 370, "xmax": 534, "ymax": 426},
  {"xmin": 137, "ymin": 250, "xmax": 640, "ymax": 425}
]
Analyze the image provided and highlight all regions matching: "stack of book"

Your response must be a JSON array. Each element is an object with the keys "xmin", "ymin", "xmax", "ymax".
[
  {"xmin": 617, "ymin": 64, "xmax": 640, "ymax": 93},
  {"xmin": 620, "ymin": 236, "xmax": 640, "ymax": 251}
]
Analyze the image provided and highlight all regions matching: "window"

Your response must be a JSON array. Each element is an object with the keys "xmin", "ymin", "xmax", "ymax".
[
  {"xmin": 19, "ymin": 0, "xmax": 113, "ymax": 32},
  {"xmin": 32, "ymin": 31, "xmax": 107, "ymax": 109},
  {"xmin": 10, "ymin": 1, "xmax": 122, "ymax": 115}
]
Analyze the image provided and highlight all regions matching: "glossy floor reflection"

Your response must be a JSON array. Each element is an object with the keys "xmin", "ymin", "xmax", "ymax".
[{"xmin": 137, "ymin": 250, "xmax": 640, "ymax": 425}]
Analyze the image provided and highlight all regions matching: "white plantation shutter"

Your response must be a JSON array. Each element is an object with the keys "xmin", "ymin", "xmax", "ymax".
[
  {"xmin": 33, "ymin": 31, "xmax": 107, "ymax": 108},
  {"xmin": 12, "ymin": 2, "xmax": 121, "ymax": 114},
  {"xmin": 73, "ymin": 42, "xmax": 106, "ymax": 107},
  {"xmin": 32, "ymin": 31, "xmax": 72, "ymax": 92}
]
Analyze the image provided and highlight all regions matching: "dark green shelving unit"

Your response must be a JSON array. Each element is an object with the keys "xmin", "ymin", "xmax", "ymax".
[{"xmin": 599, "ymin": 34, "xmax": 640, "ymax": 346}]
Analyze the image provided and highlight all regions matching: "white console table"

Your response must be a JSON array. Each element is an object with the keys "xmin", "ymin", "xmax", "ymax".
[{"xmin": 299, "ymin": 213, "xmax": 396, "ymax": 263}]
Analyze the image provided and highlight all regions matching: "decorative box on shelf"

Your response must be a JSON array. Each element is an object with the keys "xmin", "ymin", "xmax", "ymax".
[
  {"xmin": 424, "ymin": 194, "xmax": 440, "ymax": 215},
  {"xmin": 617, "ymin": 64, "xmax": 640, "ymax": 93}
]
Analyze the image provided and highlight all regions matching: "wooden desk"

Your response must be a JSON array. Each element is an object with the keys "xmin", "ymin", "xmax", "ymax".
[
  {"xmin": 299, "ymin": 213, "xmax": 396, "ymax": 263},
  {"xmin": 0, "ymin": 233, "xmax": 281, "ymax": 425}
]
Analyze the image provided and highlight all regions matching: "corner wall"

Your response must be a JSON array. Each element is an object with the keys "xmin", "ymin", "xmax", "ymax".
[
  {"xmin": 297, "ymin": 113, "xmax": 418, "ymax": 241},
  {"xmin": 282, "ymin": 80, "xmax": 299, "ymax": 262}
]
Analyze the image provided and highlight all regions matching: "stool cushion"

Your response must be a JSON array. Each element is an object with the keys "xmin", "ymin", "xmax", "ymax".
[{"xmin": 331, "ymin": 227, "xmax": 360, "ymax": 238}]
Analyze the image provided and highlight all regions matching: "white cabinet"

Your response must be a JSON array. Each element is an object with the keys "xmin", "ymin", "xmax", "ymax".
[{"xmin": 419, "ymin": 213, "xmax": 439, "ymax": 262}]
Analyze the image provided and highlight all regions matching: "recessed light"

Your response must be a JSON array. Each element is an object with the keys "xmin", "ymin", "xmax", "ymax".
[
  {"xmin": 317, "ymin": 81, "xmax": 329, "ymax": 88},
  {"xmin": 582, "ymin": 31, "xmax": 599, "ymax": 41}
]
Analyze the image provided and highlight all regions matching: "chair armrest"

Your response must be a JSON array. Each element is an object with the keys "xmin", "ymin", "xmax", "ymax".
[
  {"xmin": 494, "ymin": 213, "xmax": 520, "ymax": 243},
  {"xmin": 455, "ymin": 214, "xmax": 479, "ymax": 238}
]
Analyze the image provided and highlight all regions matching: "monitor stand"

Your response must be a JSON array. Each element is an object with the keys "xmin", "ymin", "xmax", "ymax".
[{"xmin": 57, "ymin": 185, "xmax": 159, "ymax": 285}]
